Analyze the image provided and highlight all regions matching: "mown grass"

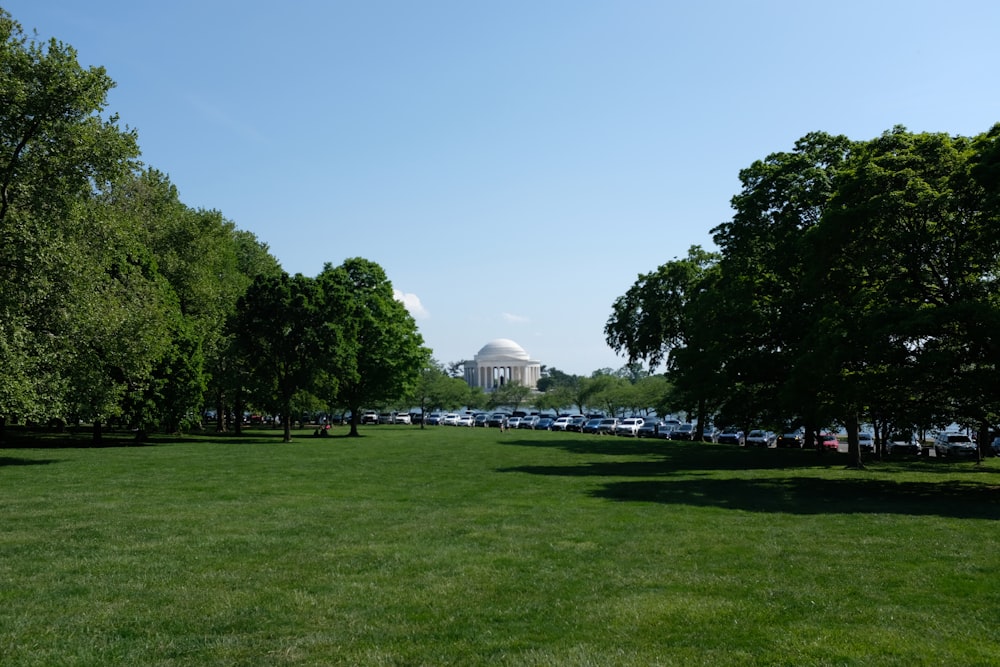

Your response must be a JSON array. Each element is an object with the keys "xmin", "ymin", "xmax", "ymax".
[{"xmin": 2, "ymin": 425, "xmax": 999, "ymax": 665}]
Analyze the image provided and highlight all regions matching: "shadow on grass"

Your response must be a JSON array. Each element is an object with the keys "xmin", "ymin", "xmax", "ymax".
[
  {"xmin": 499, "ymin": 437, "xmax": 840, "ymax": 472},
  {"xmin": 497, "ymin": 437, "xmax": 1000, "ymax": 518},
  {"xmin": 0, "ymin": 456, "xmax": 60, "ymax": 467},
  {"xmin": 589, "ymin": 476, "xmax": 1000, "ymax": 519}
]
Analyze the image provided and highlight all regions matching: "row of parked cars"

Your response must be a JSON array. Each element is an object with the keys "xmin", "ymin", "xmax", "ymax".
[
  {"xmin": 419, "ymin": 412, "xmax": 726, "ymax": 440},
  {"xmin": 731, "ymin": 427, "xmax": 985, "ymax": 460},
  {"xmin": 364, "ymin": 411, "xmax": 987, "ymax": 460}
]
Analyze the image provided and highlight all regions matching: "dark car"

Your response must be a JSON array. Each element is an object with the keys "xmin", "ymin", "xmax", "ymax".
[
  {"xmin": 746, "ymin": 429, "xmax": 775, "ymax": 448},
  {"xmin": 716, "ymin": 428, "xmax": 744, "ymax": 446},
  {"xmin": 637, "ymin": 420, "xmax": 665, "ymax": 438},
  {"xmin": 777, "ymin": 430, "xmax": 803, "ymax": 448},
  {"xmin": 535, "ymin": 417, "xmax": 555, "ymax": 430},
  {"xmin": 582, "ymin": 418, "xmax": 603, "ymax": 434},
  {"xmin": 487, "ymin": 413, "xmax": 509, "ymax": 428},
  {"xmin": 670, "ymin": 423, "xmax": 696, "ymax": 441},
  {"xmin": 566, "ymin": 416, "xmax": 588, "ymax": 432}
]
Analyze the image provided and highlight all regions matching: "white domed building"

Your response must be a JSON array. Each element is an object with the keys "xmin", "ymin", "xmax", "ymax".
[{"xmin": 464, "ymin": 338, "xmax": 542, "ymax": 391}]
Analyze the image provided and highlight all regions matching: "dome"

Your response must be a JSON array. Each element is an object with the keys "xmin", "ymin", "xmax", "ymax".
[{"xmin": 476, "ymin": 338, "xmax": 530, "ymax": 361}]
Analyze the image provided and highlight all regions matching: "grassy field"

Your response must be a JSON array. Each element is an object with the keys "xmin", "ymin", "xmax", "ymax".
[{"xmin": 2, "ymin": 425, "xmax": 999, "ymax": 666}]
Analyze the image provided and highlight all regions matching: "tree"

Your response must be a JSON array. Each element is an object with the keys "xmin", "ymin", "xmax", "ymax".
[
  {"xmin": 488, "ymin": 381, "xmax": 532, "ymax": 414},
  {"xmin": 0, "ymin": 11, "xmax": 141, "ymax": 433},
  {"xmin": 233, "ymin": 273, "xmax": 334, "ymax": 442},
  {"xmin": 708, "ymin": 132, "xmax": 853, "ymax": 438},
  {"xmin": 411, "ymin": 360, "xmax": 471, "ymax": 428},
  {"xmin": 320, "ymin": 258, "xmax": 429, "ymax": 437},
  {"xmin": 605, "ymin": 246, "xmax": 719, "ymax": 428},
  {"xmin": 806, "ymin": 127, "xmax": 1000, "ymax": 464}
]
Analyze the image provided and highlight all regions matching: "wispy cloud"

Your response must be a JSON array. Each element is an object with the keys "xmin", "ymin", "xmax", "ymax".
[
  {"xmin": 394, "ymin": 289, "xmax": 430, "ymax": 320},
  {"xmin": 502, "ymin": 312, "xmax": 529, "ymax": 324}
]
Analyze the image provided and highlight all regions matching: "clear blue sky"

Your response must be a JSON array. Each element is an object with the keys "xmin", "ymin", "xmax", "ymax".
[{"xmin": 7, "ymin": 1, "xmax": 1000, "ymax": 375}]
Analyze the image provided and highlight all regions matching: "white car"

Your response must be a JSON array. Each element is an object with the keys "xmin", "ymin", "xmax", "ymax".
[
  {"xmin": 455, "ymin": 414, "xmax": 474, "ymax": 427},
  {"xmin": 551, "ymin": 417, "xmax": 573, "ymax": 431},
  {"xmin": 393, "ymin": 413, "xmax": 412, "ymax": 425},
  {"xmin": 932, "ymin": 432, "xmax": 977, "ymax": 460},
  {"xmin": 616, "ymin": 418, "xmax": 645, "ymax": 436},
  {"xmin": 441, "ymin": 413, "xmax": 460, "ymax": 426}
]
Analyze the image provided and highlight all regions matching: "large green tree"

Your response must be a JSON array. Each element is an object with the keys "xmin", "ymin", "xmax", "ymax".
[
  {"xmin": 807, "ymin": 127, "xmax": 1000, "ymax": 462},
  {"xmin": 233, "ymin": 273, "xmax": 336, "ymax": 442},
  {"xmin": 605, "ymin": 246, "xmax": 719, "ymax": 430},
  {"xmin": 320, "ymin": 258, "xmax": 429, "ymax": 437},
  {"xmin": 0, "ymin": 10, "xmax": 144, "ymax": 436}
]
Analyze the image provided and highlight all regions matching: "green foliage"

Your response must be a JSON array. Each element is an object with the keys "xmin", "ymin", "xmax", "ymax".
[
  {"xmin": 233, "ymin": 273, "xmax": 334, "ymax": 442},
  {"xmin": 611, "ymin": 125, "xmax": 1000, "ymax": 451},
  {"xmin": 411, "ymin": 360, "xmax": 473, "ymax": 423},
  {"xmin": 320, "ymin": 258, "xmax": 429, "ymax": 436},
  {"xmin": 487, "ymin": 380, "xmax": 532, "ymax": 413},
  {"xmin": 0, "ymin": 10, "xmax": 141, "ymax": 424}
]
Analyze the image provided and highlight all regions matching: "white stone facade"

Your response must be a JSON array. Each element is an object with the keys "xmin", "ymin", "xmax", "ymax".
[{"xmin": 464, "ymin": 338, "xmax": 541, "ymax": 391}]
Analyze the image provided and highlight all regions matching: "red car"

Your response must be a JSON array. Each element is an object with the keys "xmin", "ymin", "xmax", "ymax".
[{"xmin": 817, "ymin": 432, "xmax": 840, "ymax": 451}]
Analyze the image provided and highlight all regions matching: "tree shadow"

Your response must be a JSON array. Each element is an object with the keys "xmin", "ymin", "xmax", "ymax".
[
  {"xmin": 0, "ymin": 456, "xmax": 60, "ymax": 467},
  {"xmin": 496, "ymin": 438, "xmax": 1000, "ymax": 519},
  {"xmin": 589, "ymin": 476, "xmax": 1000, "ymax": 520}
]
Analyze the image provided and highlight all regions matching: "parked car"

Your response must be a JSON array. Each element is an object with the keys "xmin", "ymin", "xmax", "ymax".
[
  {"xmin": 656, "ymin": 422, "xmax": 679, "ymax": 439},
  {"xmin": 455, "ymin": 414, "xmax": 474, "ymax": 427},
  {"xmin": 595, "ymin": 418, "xmax": 619, "ymax": 435},
  {"xmin": 487, "ymin": 413, "xmax": 509, "ymax": 428},
  {"xmin": 473, "ymin": 413, "xmax": 490, "ymax": 427},
  {"xmin": 551, "ymin": 416, "xmax": 573, "ymax": 431},
  {"xmin": 424, "ymin": 413, "xmax": 443, "ymax": 425},
  {"xmin": 817, "ymin": 432, "xmax": 840, "ymax": 451},
  {"xmin": 582, "ymin": 418, "xmax": 604, "ymax": 434},
  {"xmin": 637, "ymin": 420, "xmax": 665, "ymax": 438},
  {"xmin": 992, "ymin": 436, "xmax": 1000, "ymax": 456},
  {"xmin": 932, "ymin": 432, "xmax": 977, "ymax": 460},
  {"xmin": 507, "ymin": 416, "xmax": 523, "ymax": 429},
  {"xmin": 776, "ymin": 430, "xmax": 803, "ymax": 448},
  {"xmin": 566, "ymin": 416, "xmax": 588, "ymax": 432},
  {"xmin": 393, "ymin": 412, "xmax": 412, "ymax": 425},
  {"xmin": 441, "ymin": 413, "xmax": 460, "ymax": 426},
  {"xmin": 886, "ymin": 431, "xmax": 920, "ymax": 455},
  {"xmin": 535, "ymin": 417, "xmax": 555, "ymax": 430},
  {"xmin": 616, "ymin": 417, "xmax": 645, "ymax": 437},
  {"xmin": 519, "ymin": 415, "xmax": 539, "ymax": 429},
  {"xmin": 670, "ymin": 423, "xmax": 697, "ymax": 441},
  {"xmin": 716, "ymin": 428, "xmax": 744, "ymax": 446},
  {"xmin": 858, "ymin": 432, "xmax": 875, "ymax": 453},
  {"xmin": 746, "ymin": 429, "xmax": 775, "ymax": 448},
  {"xmin": 701, "ymin": 426, "xmax": 718, "ymax": 443},
  {"xmin": 361, "ymin": 410, "xmax": 379, "ymax": 425}
]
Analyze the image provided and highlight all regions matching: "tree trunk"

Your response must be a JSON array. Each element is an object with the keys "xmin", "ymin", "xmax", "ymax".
[
  {"xmin": 92, "ymin": 420, "xmax": 102, "ymax": 446},
  {"xmin": 844, "ymin": 413, "xmax": 864, "ymax": 469},
  {"xmin": 977, "ymin": 421, "xmax": 989, "ymax": 463},
  {"xmin": 348, "ymin": 406, "xmax": 361, "ymax": 437},
  {"xmin": 234, "ymin": 390, "xmax": 244, "ymax": 436},
  {"xmin": 694, "ymin": 397, "xmax": 707, "ymax": 440},
  {"xmin": 215, "ymin": 391, "xmax": 226, "ymax": 432}
]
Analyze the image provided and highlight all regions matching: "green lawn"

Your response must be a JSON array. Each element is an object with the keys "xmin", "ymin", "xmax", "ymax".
[{"xmin": 2, "ymin": 425, "xmax": 999, "ymax": 666}]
